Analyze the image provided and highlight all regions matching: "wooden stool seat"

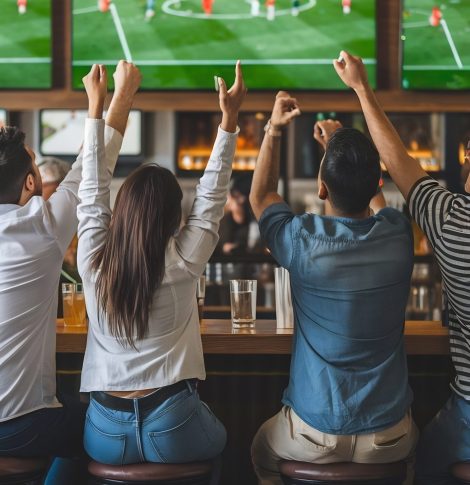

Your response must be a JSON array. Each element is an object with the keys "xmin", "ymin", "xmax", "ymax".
[
  {"xmin": 0, "ymin": 456, "xmax": 48, "ymax": 485},
  {"xmin": 279, "ymin": 460, "xmax": 407, "ymax": 484},
  {"xmin": 88, "ymin": 460, "xmax": 213, "ymax": 485},
  {"xmin": 451, "ymin": 462, "xmax": 470, "ymax": 484}
]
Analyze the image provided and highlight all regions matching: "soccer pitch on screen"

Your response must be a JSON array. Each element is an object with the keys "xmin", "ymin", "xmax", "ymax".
[
  {"xmin": 72, "ymin": 0, "xmax": 376, "ymax": 90},
  {"xmin": 0, "ymin": 1, "xmax": 52, "ymax": 89},
  {"xmin": 402, "ymin": 0, "xmax": 470, "ymax": 90}
]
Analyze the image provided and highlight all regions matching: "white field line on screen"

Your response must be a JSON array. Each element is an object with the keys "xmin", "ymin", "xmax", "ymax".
[
  {"xmin": 0, "ymin": 58, "xmax": 51, "ymax": 63},
  {"xmin": 109, "ymin": 3, "xmax": 133, "ymax": 62},
  {"xmin": 73, "ymin": 58, "xmax": 376, "ymax": 66},
  {"xmin": 440, "ymin": 19, "xmax": 463, "ymax": 69},
  {"xmin": 73, "ymin": 6, "xmax": 99, "ymax": 15},
  {"xmin": 404, "ymin": 65, "xmax": 470, "ymax": 71}
]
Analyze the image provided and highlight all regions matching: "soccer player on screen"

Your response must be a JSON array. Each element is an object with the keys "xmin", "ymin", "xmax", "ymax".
[
  {"xmin": 99, "ymin": 0, "xmax": 111, "ymax": 12},
  {"xmin": 251, "ymin": 0, "xmax": 260, "ymax": 16},
  {"xmin": 145, "ymin": 0, "xmax": 156, "ymax": 20},
  {"xmin": 429, "ymin": 6, "xmax": 442, "ymax": 27},
  {"xmin": 17, "ymin": 0, "xmax": 27, "ymax": 15},
  {"xmin": 266, "ymin": 0, "xmax": 275, "ymax": 21},
  {"xmin": 342, "ymin": 0, "xmax": 351, "ymax": 14},
  {"xmin": 202, "ymin": 0, "xmax": 213, "ymax": 16}
]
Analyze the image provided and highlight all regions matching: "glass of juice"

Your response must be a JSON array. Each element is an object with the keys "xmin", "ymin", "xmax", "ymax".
[{"xmin": 62, "ymin": 283, "xmax": 86, "ymax": 326}]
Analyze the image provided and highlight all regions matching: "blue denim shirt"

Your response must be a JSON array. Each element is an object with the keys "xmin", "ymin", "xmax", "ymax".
[{"xmin": 259, "ymin": 203, "xmax": 414, "ymax": 435}]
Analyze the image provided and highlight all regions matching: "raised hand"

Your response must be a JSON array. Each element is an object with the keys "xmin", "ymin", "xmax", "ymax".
[
  {"xmin": 313, "ymin": 119, "xmax": 343, "ymax": 150},
  {"xmin": 333, "ymin": 50, "xmax": 369, "ymax": 92},
  {"xmin": 113, "ymin": 60, "xmax": 142, "ymax": 100},
  {"xmin": 270, "ymin": 91, "xmax": 301, "ymax": 129},
  {"xmin": 218, "ymin": 60, "xmax": 247, "ymax": 132},
  {"xmin": 83, "ymin": 64, "xmax": 107, "ymax": 118}
]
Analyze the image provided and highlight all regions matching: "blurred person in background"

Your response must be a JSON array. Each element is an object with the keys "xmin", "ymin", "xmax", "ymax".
[{"xmin": 217, "ymin": 172, "xmax": 261, "ymax": 255}]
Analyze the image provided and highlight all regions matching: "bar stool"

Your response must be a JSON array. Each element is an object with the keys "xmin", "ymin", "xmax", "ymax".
[
  {"xmin": 279, "ymin": 460, "xmax": 407, "ymax": 485},
  {"xmin": 0, "ymin": 456, "xmax": 48, "ymax": 485},
  {"xmin": 87, "ymin": 460, "xmax": 214, "ymax": 485},
  {"xmin": 451, "ymin": 462, "xmax": 470, "ymax": 484}
]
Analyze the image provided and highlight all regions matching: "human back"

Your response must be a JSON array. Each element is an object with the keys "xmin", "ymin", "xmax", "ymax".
[
  {"xmin": 250, "ymin": 98, "xmax": 417, "ymax": 484},
  {"xmin": 77, "ymin": 61, "xmax": 246, "ymax": 467},
  {"xmin": 260, "ymin": 127, "xmax": 414, "ymax": 433},
  {"xmin": 285, "ymin": 205, "xmax": 413, "ymax": 434}
]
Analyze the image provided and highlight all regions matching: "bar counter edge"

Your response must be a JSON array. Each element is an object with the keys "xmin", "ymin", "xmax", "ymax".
[{"xmin": 56, "ymin": 319, "xmax": 450, "ymax": 355}]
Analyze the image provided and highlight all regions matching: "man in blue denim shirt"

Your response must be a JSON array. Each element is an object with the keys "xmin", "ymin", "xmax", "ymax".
[{"xmin": 250, "ymin": 92, "xmax": 418, "ymax": 485}]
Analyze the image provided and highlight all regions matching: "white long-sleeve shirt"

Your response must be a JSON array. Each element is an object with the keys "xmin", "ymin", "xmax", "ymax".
[
  {"xmin": 0, "ymin": 123, "xmax": 122, "ymax": 421},
  {"xmin": 78, "ymin": 121, "xmax": 238, "ymax": 391}
]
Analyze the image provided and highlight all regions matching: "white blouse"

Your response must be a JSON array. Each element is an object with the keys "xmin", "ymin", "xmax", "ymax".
[{"xmin": 78, "ymin": 119, "xmax": 238, "ymax": 391}]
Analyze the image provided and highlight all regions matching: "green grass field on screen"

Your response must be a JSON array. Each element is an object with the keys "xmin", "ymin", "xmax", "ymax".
[
  {"xmin": 72, "ymin": 0, "xmax": 376, "ymax": 90},
  {"xmin": 402, "ymin": 0, "xmax": 470, "ymax": 89},
  {"xmin": 0, "ymin": 1, "xmax": 51, "ymax": 89}
]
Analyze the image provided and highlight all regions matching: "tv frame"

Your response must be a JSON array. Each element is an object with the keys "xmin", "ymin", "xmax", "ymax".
[
  {"xmin": 400, "ymin": 0, "xmax": 470, "ymax": 91},
  {"xmin": 0, "ymin": 1, "xmax": 53, "ymax": 91}
]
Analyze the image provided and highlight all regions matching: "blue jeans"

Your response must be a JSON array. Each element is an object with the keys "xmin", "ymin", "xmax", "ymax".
[
  {"xmin": 415, "ymin": 392, "xmax": 470, "ymax": 485},
  {"xmin": 84, "ymin": 382, "xmax": 226, "ymax": 465},
  {"xmin": 0, "ymin": 396, "xmax": 87, "ymax": 485}
]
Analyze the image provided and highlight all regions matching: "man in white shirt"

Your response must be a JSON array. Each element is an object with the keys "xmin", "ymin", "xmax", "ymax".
[{"xmin": 0, "ymin": 61, "xmax": 141, "ymax": 484}]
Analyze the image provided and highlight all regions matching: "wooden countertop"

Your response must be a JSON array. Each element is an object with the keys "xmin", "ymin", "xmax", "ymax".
[{"xmin": 56, "ymin": 319, "xmax": 450, "ymax": 355}]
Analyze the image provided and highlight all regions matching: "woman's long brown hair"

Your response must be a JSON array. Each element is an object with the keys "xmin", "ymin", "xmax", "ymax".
[{"xmin": 91, "ymin": 165, "xmax": 183, "ymax": 347}]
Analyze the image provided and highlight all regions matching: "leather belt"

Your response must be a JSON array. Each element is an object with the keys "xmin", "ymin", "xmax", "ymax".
[{"xmin": 91, "ymin": 379, "xmax": 197, "ymax": 413}]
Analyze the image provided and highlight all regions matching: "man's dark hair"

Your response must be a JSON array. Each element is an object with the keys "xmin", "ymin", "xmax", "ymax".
[
  {"xmin": 320, "ymin": 128, "xmax": 380, "ymax": 215},
  {"xmin": 0, "ymin": 127, "xmax": 33, "ymax": 204}
]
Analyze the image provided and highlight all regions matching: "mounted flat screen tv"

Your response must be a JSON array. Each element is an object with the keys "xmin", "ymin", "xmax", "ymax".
[
  {"xmin": 0, "ymin": 1, "xmax": 52, "ymax": 89},
  {"xmin": 40, "ymin": 110, "xmax": 143, "ymax": 160},
  {"xmin": 402, "ymin": 0, "xmax": 470, "ymax": 90},
  {"xmin": 72, "ymin": 0, "xmax": 376, "ymax": 90}
]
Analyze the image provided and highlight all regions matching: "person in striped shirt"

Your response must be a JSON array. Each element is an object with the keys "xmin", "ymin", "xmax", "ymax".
[{"xmin": 334, "ymin": 50, "xmax": 470, "ymax": 485}]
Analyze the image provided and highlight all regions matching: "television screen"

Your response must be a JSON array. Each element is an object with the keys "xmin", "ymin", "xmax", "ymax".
[
  {"xmin": 72, "ymin": 0, "xmax": 376, "ymax": 90},
  {"xmin": 402, "ymin": 1, "xmax": 470, "ymax": 90},
  {"xmin": 40, "ymin": 110, "xmax": 142, "ymax": 157},
  {"xmin": 0, "ymin": 1, "xmax": 52, "ymax": 89}
]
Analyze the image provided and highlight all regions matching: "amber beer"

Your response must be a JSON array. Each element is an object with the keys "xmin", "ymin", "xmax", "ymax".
[{"xmin": 62, "ymin": 283, "xmax": 86, "ymax": 326}]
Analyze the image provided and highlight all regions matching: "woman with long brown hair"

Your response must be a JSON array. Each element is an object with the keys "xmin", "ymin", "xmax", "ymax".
[{"xmin": 76, "ymin": 61, "xmax": 246, "ymax": 468}]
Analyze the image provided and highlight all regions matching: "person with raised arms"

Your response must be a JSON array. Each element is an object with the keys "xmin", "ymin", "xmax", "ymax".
[
  {"xmin": 0, "ymin": 61, "xmax": 137, "ymax": 484},
  {"xmin": 250, "ymin": 91, "xmax": 417, "ymax": 485},
  {"xmin": 334, "ymin": 49, "xmax": 470, "ymax": 485},
  {"xmin": 76, "ymin": 62, "xmax": 246, "ymax": 473}
]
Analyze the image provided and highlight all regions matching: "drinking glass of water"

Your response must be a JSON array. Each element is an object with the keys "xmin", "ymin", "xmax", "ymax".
[{"xmin": 230, "ymin": 280, "xmax": 257, "ymax": 328}]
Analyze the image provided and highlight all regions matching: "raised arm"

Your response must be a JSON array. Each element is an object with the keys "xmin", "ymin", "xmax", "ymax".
[
  {"xmin": 77, "ymin": 61, "xmax": 141, "ymax": 277},
  {"xmin": 175, "ymin": 62, "xmax": 246, "ymax": 275},
  {"xmin": 333, "ymin": 51, "xmax": 427, "ymax": 201},
  {"xmin": 249, "ymin": 91, "xmax": 301, "ymax": 220}
]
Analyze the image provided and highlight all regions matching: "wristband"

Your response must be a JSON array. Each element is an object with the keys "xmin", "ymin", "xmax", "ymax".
[{"xmin": 264, "ymin": 119, "xmax": 282, "ymax": 137}]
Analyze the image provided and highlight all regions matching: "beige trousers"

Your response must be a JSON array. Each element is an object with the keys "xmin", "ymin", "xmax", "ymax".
[{"xmin": 251, "ymin": 406, "xmax": 419, "ymax": 485}]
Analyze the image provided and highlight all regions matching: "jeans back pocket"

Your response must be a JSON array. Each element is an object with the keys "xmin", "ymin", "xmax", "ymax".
[{"xmin": 84, "ymin": 416, "xmax": 127, "ymax": 465}]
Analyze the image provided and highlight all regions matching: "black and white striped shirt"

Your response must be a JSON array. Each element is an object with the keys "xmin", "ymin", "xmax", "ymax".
[{"xmin": 408, "ymin": 178, "xmax": 470, "ymax": 399}]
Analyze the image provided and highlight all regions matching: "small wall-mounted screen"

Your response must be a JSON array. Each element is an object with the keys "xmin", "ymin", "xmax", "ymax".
[
  {"xmin": 40, "ymin": 110, "xmax": 142, "ymax": 157},
  {"xmin": 0, "ymin": 1, "xmax": 52, "ymax": 89},
  {"xmin": 402, "ymin": 1, "xmax": 470, "ymax": 90},
  {"xmin": 72, "ymin": 0, "xmax": 376, "ymax": 90},
  {"xmin": 0, "ymin": 111, "xmax": 7, "ymax": 128}
]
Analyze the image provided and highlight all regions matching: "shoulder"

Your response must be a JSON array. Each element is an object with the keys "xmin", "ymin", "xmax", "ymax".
[{"xmin": 374, "ymin": 207, "xmax": 412, "ymax": 232}]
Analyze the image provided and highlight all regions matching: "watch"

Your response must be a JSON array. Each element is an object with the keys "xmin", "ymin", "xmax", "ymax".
[{"xmin": 264, "ymin": 119, "xmax": 282, "ymax": 137}]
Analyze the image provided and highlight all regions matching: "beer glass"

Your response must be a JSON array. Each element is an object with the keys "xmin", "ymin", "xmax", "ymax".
[{"xmin": 62, "ymin": 283, "xmax": 86, "ymax": 326}]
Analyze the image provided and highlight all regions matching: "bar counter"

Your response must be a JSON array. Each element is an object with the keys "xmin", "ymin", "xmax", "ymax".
[{"xmin": 56, "ymin": 319, "xmax": 450, "ymax": 355}]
